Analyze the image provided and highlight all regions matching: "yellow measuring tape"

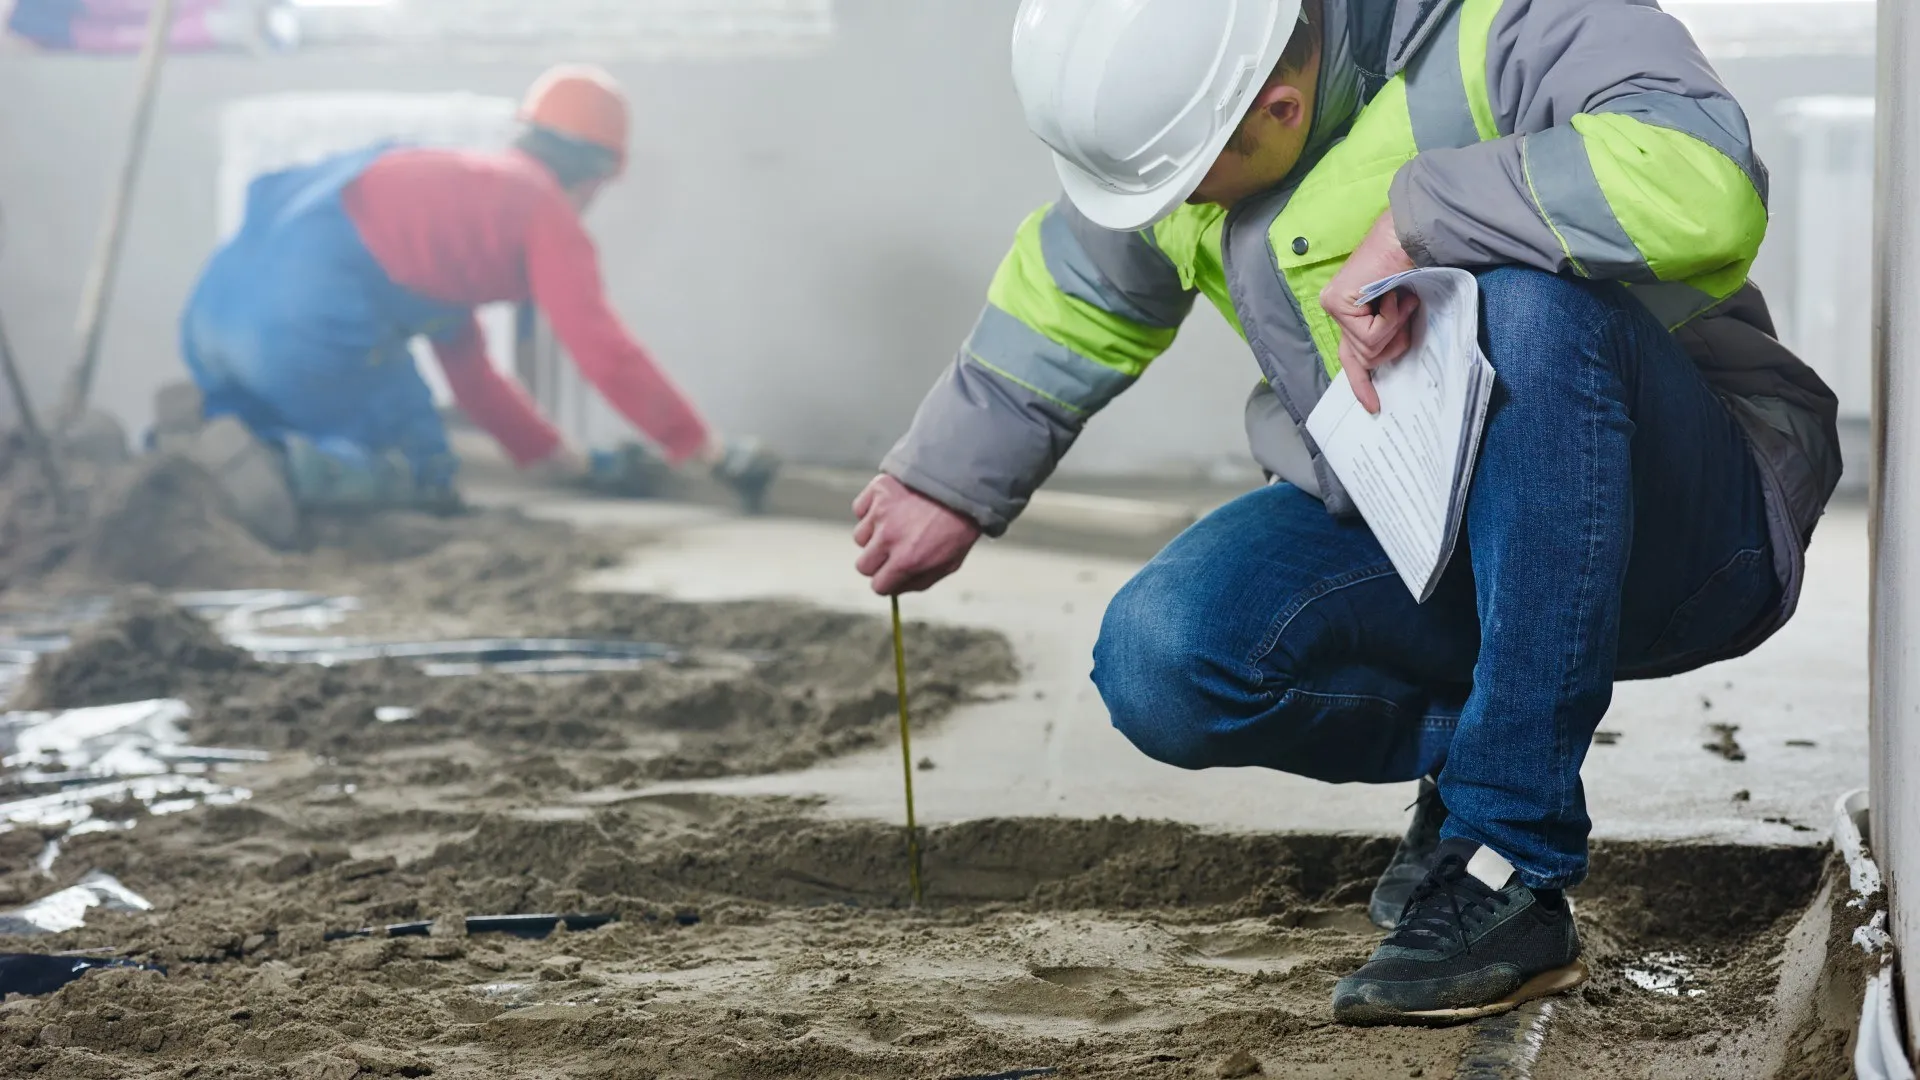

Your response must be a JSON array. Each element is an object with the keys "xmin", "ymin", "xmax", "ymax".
[{"xmin": 891, "ymin": 595, "xmax": 925, "ymax": 906}]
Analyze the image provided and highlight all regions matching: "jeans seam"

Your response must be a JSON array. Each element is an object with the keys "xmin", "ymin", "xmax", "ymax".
[
  {"xmin": 1245, "ymin": 562, "xmax": 1400, "ymax": 688},
  {"xmin": 1551, "ymin": 305, "xmax": 1628, "ymax": 837},
  {"xmin": 1274, "ymin": 687, "xmax": 1418, "ymax": 718}
]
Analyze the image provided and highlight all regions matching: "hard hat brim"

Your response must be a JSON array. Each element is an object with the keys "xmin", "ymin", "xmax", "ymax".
[{"xmin": 1052, "ymin": 150, "xmax": 1216, "ymax": 233}]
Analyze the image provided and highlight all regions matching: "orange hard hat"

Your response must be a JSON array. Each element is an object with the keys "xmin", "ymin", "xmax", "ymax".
[{"xmin": 520, "ymin": 64, "xmax": 630, "ymax": 170}]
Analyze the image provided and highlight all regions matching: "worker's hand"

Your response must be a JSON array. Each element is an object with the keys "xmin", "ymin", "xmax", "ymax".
[
  {"xmin": 710, "ymin": 437, "xmax": 782, "ymax": 514},
  {"xmin": 853, "ymin": 474, "xmax": 982, "ymax": 596},
  {"xmin": 1320, "ymin": 211, "xmax": 1420, "ymax": 415}
]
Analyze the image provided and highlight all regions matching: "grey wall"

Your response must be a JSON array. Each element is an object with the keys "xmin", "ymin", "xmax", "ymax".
[{"xmin": 0, "ymin": 3, "xmax": 1875, "ymax": 478}]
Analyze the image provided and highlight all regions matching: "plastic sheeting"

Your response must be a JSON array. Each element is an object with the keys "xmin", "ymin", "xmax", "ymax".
[
  {"xmin": 0, "ymin": 953, "xmax": 164, "ymax": 996},
  {"xmin": 0, "ymin": 699, "xmax": 259, "ymax": 834},
  {"xmin": 0, "ymin": 871, "xmax": 152, "ymax": 936}
]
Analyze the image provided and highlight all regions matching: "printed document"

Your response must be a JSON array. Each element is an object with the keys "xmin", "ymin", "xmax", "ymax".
[{"xmin": 1305, "ymin": 268, "xmax": 1495, "ymax": 603}]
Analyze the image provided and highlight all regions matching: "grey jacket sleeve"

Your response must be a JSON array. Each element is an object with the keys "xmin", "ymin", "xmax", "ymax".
[
  {"xmin": 1389, "ymin": 0, "xmax": 1768, "ymax": 278},
  {"xmin": 879, "ymin": 199, "xmax": 1196, "ymax": 536},
  {"xmin": 880, "ymin": 349, "xmax": 1081, "ymax": 537}
]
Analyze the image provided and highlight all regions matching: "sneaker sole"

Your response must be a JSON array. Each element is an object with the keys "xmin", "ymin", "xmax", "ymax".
[{"xmin": 1338, "ymin": 959, "xmax": 1589, "ymax": 1026}]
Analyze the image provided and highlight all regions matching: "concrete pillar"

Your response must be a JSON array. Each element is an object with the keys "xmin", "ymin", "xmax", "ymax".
[{"xmin": 1871, "ymin": 0, "xmax": 1920, "ymax": 1056}]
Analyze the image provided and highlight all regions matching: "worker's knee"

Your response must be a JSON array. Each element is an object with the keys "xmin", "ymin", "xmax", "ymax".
[
  {"xmin": 1475, "ymin": 266, "xmax": 1637, "ymax": 394},
  {"xmin": 1092, "ymin": 562, "xmax": 1261, "ymax": 771},
  {"xmin": 1475, "ymin": 267, "xmax": 1620, "ymax": 355}
]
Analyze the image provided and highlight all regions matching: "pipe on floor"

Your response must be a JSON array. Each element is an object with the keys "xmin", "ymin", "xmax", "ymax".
[{"xmin": 1454, "ymin": 1000, "xmax": 1555, "ymax": 1080}]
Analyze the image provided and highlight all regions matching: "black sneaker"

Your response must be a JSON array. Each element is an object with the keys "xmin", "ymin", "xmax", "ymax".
[
  {"xmin": 1333, "ymin": 837, "xmax": 1586, "ymax": 1025},
  {"xmin": 1369, "ymin": 776, "xmax": 1449, "ymax": 930}
]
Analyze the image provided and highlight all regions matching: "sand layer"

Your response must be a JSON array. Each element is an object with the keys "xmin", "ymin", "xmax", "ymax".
[
  {"xmin": 0, "ymin": 455, "xmax": 1852, "ymax": 1078},
  {"xmin": 0, "ymin": 793, "xmax": 1832, "ymax": 1080}
]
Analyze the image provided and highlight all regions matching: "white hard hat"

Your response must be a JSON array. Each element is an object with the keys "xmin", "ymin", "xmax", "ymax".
[{"xmin": 1012, "ymin": 0, "xmax": 1304, "ymax": 232}]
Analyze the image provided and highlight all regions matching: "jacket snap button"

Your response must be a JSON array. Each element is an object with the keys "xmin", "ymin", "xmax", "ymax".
[{"xmin": 1291, "ymin": 236, "xmax": 1309, "ymax": 256}]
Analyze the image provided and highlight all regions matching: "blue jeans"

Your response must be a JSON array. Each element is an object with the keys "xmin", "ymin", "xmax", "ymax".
[
  {"xmin": 180, "ymin": 146, "xmax": 465, "ymax": 493},
  {"xmin": 1092, "ymin": 267, "xmax": 1776, "ymax": 889}
]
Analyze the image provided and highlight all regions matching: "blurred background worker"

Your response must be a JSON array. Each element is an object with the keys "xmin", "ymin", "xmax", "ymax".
[{"xmin": 175, "ymin": 63, "xmax": 777, "ymax": 545}]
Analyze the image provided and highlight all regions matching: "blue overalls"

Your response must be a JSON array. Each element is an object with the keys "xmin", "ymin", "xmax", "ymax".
[{"xmin": 179, "ymin": 146, "xmax": 470, "ymax": 497}]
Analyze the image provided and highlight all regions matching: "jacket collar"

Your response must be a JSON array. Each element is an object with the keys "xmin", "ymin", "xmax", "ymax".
[{"xmin": 1288, "ymin": 0, "xmax": 1462, "ymax": 184}]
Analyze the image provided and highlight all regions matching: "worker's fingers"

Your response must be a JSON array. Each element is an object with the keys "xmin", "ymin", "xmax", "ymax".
[
  {"xmin": 866, "ymin": 529, "xmax": 969, "ymax": 595},
  {"xmin": 1320, "ymin": 280, "xmax": 1369, "ymax": 319},
  {"xmin": 852, "ymin": 477, "xmax": 882, "ymax": 519},
  {"xmin": 1340, "ymin": 293, "xmax": 1421, "ymax": 372},
  {"xmin": 1379, "ymin": 320, "xmax": 1414, "ymax": 367},
  {"xmin": 1377, "ymin": 289, "xmax": 1409, "ymax": 327},
  {"xmin": 871, "ymin": 553, "xmax": 920, "ymax": 597},
  {"xmin": 1343, "ymin": 342, "xmax": 1382, "ymax": 415},
  {"xmin": 900, "ymin": 556, "xmax": 961, "ymax": 594},
  {"xmin": 854, "ymin": 529, "xmax": 894, "ymax": 579},
  {"xmin": 1345, "ymin": 293, "xmax": 1405, "ymax": 357},
  {"xmin": 853, "ymin": 509, "xmax": 878, "ymax": 548},
  {"xmin": 892, "ymin": 553, "xmax": 969, "ymax": 596},
  {"xmin": 1347, "ymin": 316, "xmax": 1391, "ymax": 356},
  {"xmin": 1350, "ymin": 324, "xmax": 1393, "ymax": 367},
  {"xmin": 1372, "ymin": 292, "xmax": 1418, "ymax": 365}
]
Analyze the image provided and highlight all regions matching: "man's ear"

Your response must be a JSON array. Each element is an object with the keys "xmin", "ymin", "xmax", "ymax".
[{"xmin": 1252, "ymin": 81, "xmax": 1309, "ymax": 130}]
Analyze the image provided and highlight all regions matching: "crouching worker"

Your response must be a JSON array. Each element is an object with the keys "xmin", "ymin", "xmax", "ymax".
[
  {"xmin": 177, "ymin": 64, "xmax": 777, "ymax": 546},
  {"xmin": 854, "ymin": 0, "xmax": 1841, "ymax": 1025}
]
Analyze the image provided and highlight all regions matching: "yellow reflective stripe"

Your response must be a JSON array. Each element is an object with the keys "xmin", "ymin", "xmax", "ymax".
[
  {"xmin": 1460, "ymin": 0, "xmax": 1504, "ymax": 141},
  {"xmin": 987, "ymin": 208, "xmax": 1175, "ymax": 378},
  {"xmin": 1593, "ymin": 92, "xmax": 1768, "ymax": 203},
  {"xmin": 1571, "ymin": 112, "xmax": 1767, "ymax": 285}
]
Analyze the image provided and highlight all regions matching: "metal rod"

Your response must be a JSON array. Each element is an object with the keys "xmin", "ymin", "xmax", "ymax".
[
  {"xmin": 891, "ymin": 595, "xmax": 925, "ymax": 906},
  {"xmin": 0, "ymin": 303, "xmax": 71, "ymax": 517},
  {"xmin": 57, "ymin": 0, "xmax": 179, "ymax": 429}
]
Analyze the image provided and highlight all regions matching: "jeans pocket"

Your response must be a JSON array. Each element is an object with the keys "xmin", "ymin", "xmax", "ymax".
[{"xmin": 1644, "ymin": 548, "xmax": 1774, "ymax": 663}]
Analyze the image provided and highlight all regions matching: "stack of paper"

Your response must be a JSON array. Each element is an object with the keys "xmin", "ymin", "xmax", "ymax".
[{"xmin": 1305, "ymin": 268, "xmax": 1496, "ymax": 603}]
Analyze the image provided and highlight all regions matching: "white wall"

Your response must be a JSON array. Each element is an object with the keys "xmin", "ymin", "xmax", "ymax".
[
  {"xmin": 1870, "ymin": 0, "xmax": 1920, "ymax": 1055},
  {"xmin": 0, "ymin": 1, "xmax": 1877, "ymax": 478},
  {"xmin": 0, "ymin": 1, "xmax": 1260, "ymax": 478}
]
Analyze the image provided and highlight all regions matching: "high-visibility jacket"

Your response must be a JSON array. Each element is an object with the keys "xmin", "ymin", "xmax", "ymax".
[
  {"xmin": 883, "ymin": 0, "xmax": 1840, "ymax": 655},
  {"xmin": 181, "ymin": 145, "xmax": 711, "ymax": 492}
]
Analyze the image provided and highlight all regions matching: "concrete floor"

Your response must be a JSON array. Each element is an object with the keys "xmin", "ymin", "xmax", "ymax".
[{"xmin": 482, "ymin": 484, "xmax": 1869, "ymax": 848}]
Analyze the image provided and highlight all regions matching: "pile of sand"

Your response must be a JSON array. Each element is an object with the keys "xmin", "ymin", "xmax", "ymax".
[
  {"xmin": 12, "ymin": 591, "xmax": 257, "ymax": 711},
  {"xmin": 12, "ymin": 581, "xmax": 1016, "ymax": 781},
  {"xmin": 0, "ymin": 441, "xmax": 281, "ymax": 594},
  {"xmin": 0, "ymin": 435, "xmax": 538, "ymax": 598}
]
